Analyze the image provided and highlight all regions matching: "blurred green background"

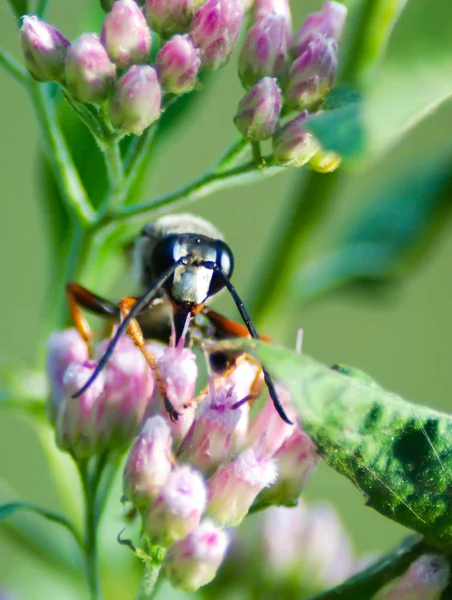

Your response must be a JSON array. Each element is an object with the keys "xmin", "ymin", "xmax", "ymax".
[{"xmin": 1, "ymin": 0, "xmax": 452, "ymax": 597}]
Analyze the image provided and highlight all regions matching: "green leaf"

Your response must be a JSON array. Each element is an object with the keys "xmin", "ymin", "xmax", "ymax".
[
  {"xmin": 305, "ymin": 86, "xmax": 365, "ymax": 159},
  {"xmin": 216, "ymin": 339, "xmax": 452, "ymax": 551},
  {"xmin": 0, "ymin": 502, "xmax": 83, "ymax": 549},
  {"xmin": 7, "ymin": 0, "xmax": 28, "ymax": 19},
  {"xmin": 295, "ymin": 152, "xmax": 452, "ymax": 302}
]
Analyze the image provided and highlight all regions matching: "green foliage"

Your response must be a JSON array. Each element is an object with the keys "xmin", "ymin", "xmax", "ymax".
[{"xmin": 251, "ymin": 341, "xmax": 452, "ymax": 551}]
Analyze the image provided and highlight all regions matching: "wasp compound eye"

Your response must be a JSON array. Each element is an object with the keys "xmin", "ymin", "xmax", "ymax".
[
  {"xmin": 208, "ymin": 240, "xmax": 234, "ymax": 296},
  {"xmin": 151, "ymin": 234, "xmax": 180, "ymax": 278}
]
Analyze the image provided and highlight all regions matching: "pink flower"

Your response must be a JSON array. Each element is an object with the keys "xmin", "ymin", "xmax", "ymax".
[
  {"xmin": 145, "ymin": 0, "xmax": 194, "ymax": 35},
  {"xmin": 123, "ymin": 416, "xmax": 173, "ymax": 507},
  {"xmin": 144, "ymin": 465, "xmax": 207, "ymax": 546},
  {"xmin": 207, "ymin": 447, "xmax": 277, "ymax": 526},
  {"xmin": 234, "ymin": 77, "xmax": 282, "ymax": 141},
  {"xmin": 293, "ymin": 1, "xmax": 347, "ymax": 57},
  {"xmin": 156, "ymin": 35, "xmax": 201, "ymax": 94},
  {"xmin": 20, "ymin": 16, "xmax": 69, "ymax": 83},
  {"xmin": 101, "ymin": 0, "xmax": 151, "ymax": 69},
  {"xmin": 164, "ymin": 520, "xmax": 230, "ymax": 591}
]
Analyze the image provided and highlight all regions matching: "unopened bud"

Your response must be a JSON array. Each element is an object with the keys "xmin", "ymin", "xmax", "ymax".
[
  {"xmin": 144, "ymin": 466, "xmax": 207, "ymax": 546},
  {"xmin": 253, "ymin": 0, "xmax": 292, "ymax": 45},
  {"xmin": 46, "ymin": 329, "xmax": 89, "ymax": 422},
  {"xmin": 179, "ymin": 383, "xmax": 242, "ymax": 473},
  {"xmin": 123, "ymin": 416, "xmax": 173, "ymax": 508},
  {"xmin": 190, "ymin": 0, "xmax": 244, "ymax": 70},
  {"xmin": 308, "ymin": 148, "xmax": 341, "ymax": 173},
  {"xmin": 238, "ymin": 12, "xmax": 289, "ymax": 89},
  {"xmin": 285, "ymin": 33, "xmax": 338, "ymax": 110},
  {"xmin": 65, "ymin": 33, "xmax": 116, "ymax": 104},
  {"xmin": 164, "ymin": 520, "xmax": 229, "ymax": 591},
  {"xmin": 56, "ymin": 361, "xmax": 106, "ymax": 459},
  {"xmin": 109, "ymin": 65, "xmax": 161, "ymax": 134},
  {"xmin": 20, "ymin": 16, "xmax": 69, "ymax": 83},
  {"xmin": 260, "ymin": 427, "xmax": 319, "ymax": 505},
  {"xmin": 234, "ymin": 77, "xmax": 281, "ymax": 141},
  {"xmin": 101, "ymin": 0, "xmax": 151, "ymax": 69},
  {"xmin": 145, "ymin": 0, "xmax": 193, "ymax": 36},
  {"xmin": 373, "ymin": 554, "xmax": 449, "ymax": 600},
  {"xmin": 156, "ymin": 346, "xmax": 198, "ymax": 438},
  {"xmin": 207, "ymin": 447, "xmax": 277, "ymax": 526},
  {"xmin": 247, "ymin": 385, "xmax": 295, "ymax": 454},
  {"xmin": 156, "ymin": 35, "xmax": 201, "ymax": 94},
  {"xmin": 293, "ymin": 1, "xmax": 347, "ymax": 57},
  {"xmin": 272, "ymin": 111, "xmax": 320, "ymax": 167}
]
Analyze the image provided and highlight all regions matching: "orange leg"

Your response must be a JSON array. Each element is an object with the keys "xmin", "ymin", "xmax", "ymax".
[
  {"xmin": 66, "ymin": 282, "xmax": 119, "ymax": 355},
  {"xmin": 119, "ymin": 297, "xmax": 180, "ymax": 421}
]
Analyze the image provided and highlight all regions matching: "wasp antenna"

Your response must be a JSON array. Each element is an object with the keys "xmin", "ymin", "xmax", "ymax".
[
  {"xmin": 212, "ymin": 266, "xmax": 293, "ymax": 425},
  {"xmin": 72, "ymin": 260, "xmax": 182, "ymax": 399}
]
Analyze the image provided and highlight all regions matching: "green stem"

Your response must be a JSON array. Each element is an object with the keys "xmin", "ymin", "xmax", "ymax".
[
  {"xmin": 0, "ymin": 45, "xmax": 27, "ymax": 85},
  {"xmin": 306, "ymin": 536, "xmax": 427, "ymax": 600},
  {"xmin": 248, "ymin": 170, "xmax": 341, "ymax": 320},
  {"xmin": 79, "ymin": 462, "xmax": 102, "ymax": 600},
  {"xmin": 339, "ymin": 0, "xmax": 408, "ymax": 89},
  {"xmin": 251, "ymin": 142, "xmax": 263, "ymax": 165},
  {"xmin": 27, "ymin": 82, "xmax": 95, "ymax": 226},
  {"xmin": 214, "ymin": 138, "xmax": 249, "ymax": 172},
  {"xmin": 108, "ymin": 161, "xmax": 285, "ymax": 227},
  {"xmin": 36, "ymin": 0, "xmax": 50, "ymax": 17},
  {"xmin": 103, "ymin": 139, "xmax": 124, "ymax": 198}
]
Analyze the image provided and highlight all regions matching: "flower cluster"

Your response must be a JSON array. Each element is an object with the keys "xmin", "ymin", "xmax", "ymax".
[
  {"xmin": 46, "ymin": 327, "xmax": 319, "ymax": 591},
  {"xmin": 234, "ymin": 0, "xmax": 347, "ymax": 171},
  {"xmin": 20, "ymin": 0, "xmax": 245, "ymax": 135}
]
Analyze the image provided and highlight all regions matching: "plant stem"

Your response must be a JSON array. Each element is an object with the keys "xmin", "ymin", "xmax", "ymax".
[
  {"xmin": 214, "ymin": 138, "xmax": 249, "ymax": 171},
  {"xmin": 0, "ymin": 46, "xmax": 27, "ymax": 84},
  {"xmin": 103, "ymin": 139, "xmax": 124, "ymax": 196},
  {"xmin": 27, "ymin": 82, "xmax": 95, "ymax": 226},
  {"xmin": 108, "ymin": 161, "xmax": 285, "ymax": 227},
  {"xmin": 79, "ymin": 462, "xmax": 101, "ymax": 600},
  {"xmin": 62, "ymin": 91, "xmax": 107, "ymax": 142},
  {"xmin": 339, "ymin": 0, "xmax": 408, "ymax": 89},
  {"xmin": 248, "ymin": 170, "xmax": 341, "ymax": 320}
]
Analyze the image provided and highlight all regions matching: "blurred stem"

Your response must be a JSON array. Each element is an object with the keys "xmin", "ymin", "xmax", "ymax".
[
  {"xmin": 0, "ymin": 46, "xmax": 27, "ymax": 85},
  {"xmin": 106, "ymin": 160, "xmax": 284, "ymax": 227},
  {"xmin": 27, "ymin": 82, "xmax": 95, "ymax": 226},
  {"xmin": 62, "ymin": 91, "xmax": 107, "ymax": 142},
  {"xmin": 248, "ymin": 170, "xmax": 340, "ymax": 320},
  {"xmin": 135, "ymin": 545, "xmax": 166, "ymax": 600},
  {"xmin": 339, "ymin": 0, "xmax": 408, "ymax": 89},
  {"xmin": 306, "ymin": 536, "xmax": 426, "ymax": 600},
  {"xmin": 251, "ymin": 142, "xmax": 263, "ymax": 165},
  {"xmin": 36, "ymin": 0, "xmax": 50, "ymax": 17},
  {"xmin": 215, "ymin": 138, "xmax": 249, "ymax": 171},
  {"xmin": 79, "ymin": 457, "xmax": 111, "ymax": 600}
]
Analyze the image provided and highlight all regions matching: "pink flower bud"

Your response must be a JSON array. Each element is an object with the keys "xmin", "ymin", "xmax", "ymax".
[
  {"xmin": 109, "ymin": 65, "xmax": 162, "ymax": 135},
  {"xmin": 46, "ymin": 329, "xmax": 89, "ymax": 422},
  {"xmin": 101, "ymin": 0, "xmax": 151, "ymax": 69},
  {"xmin": 156, "ymin": 35, "xmax": 201, "ymax": 94},
  {"xmin": 20, "ymin": 16, "xmax": 70, "ymax": 83},
  {"xmin": 238, "ymin": 12, "xmax": 289, "ymax": 90},
  {"xmin": 272, "ymin": 111, "xmax": 320, "ymax": 167},
  {"xmin": 93, "ymin": 336, "xmax": 155, "ymax": 450},
  {"xmin": 56, "ymin": 361, "xmax": 106, "ymax": 459},
  {"xmin": 123, "ymin": 416, "xmax": 173, "ymax": 508},
  {"xmin": 253, "ymin": 0, "xmax": 292, "ymax": 45},
  {"xmin": 65, "ymin": 33, "xmax": 116, "ymax": 104},
  {"xmin": 373, "ymin": 554, "xmax": 449, "ymax": 600},
  {"xmin": 234, "ymin": 77, "xmax": 281, "ymax": 142},
  {"xmin": 285, "ymin": 33, "xmax": 338, "ymax": 109},
  {"xmin": 190, "ymin": 0, "xmax": 245, "ymax": 70},
  {"xmin": 145, "ymin": 0, "xmax": 193, "ymax": 35},
  {"xmin": 164, "ymin": 520, "xmax": 229, "ymax": 592},
  {"xmin": 262, "ymin": 502, "xmax": 355, "ymax": 587},
  {"xmin": 207, "ymin": 447, "xmax": 277, "ymax": 526},
  {"xmin": 293, "ymin": 1, "xmax": 347, "ymax": 57},
  {"xmin": 247, "ymin": 384, "xmax": 295, "ymax": 454},
  {"xmin": 261, "ymin": 427, "xmax": 319, "ymax": 505},
  {"xmin": 179, "ymin": 382, "xmax": 242, "ymax": 473},
  {"xmin": 144, "ymin": 466, "xmax": 207, "ymax": 546}
]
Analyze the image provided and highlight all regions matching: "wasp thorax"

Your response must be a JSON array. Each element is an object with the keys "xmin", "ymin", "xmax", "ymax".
[{"xmin": 151, "ymin": 233, "xmax": 234, "ymax": 308}]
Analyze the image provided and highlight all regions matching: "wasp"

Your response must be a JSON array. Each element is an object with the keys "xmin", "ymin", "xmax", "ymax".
[{"xmin": 67, "ymin": 214, "xmax": 292, "ymax": 424}]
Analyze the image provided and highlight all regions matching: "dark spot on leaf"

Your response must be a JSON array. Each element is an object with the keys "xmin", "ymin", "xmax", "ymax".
[{"xmin": 363, "ymin": 404, "xmax": 383, "ymax": 432}]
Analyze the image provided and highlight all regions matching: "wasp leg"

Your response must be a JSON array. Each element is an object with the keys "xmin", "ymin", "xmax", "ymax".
[
  {"xmin": 118, "ymin": 297, "xmax": 180, "ymax": 422},
  {"xmin": 202, "ymin": 307, "xmax": 272, "ymax": 342},
  {"xmin": 66, "ymin": 282, "xmax": 119, "ymax": 353}
]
